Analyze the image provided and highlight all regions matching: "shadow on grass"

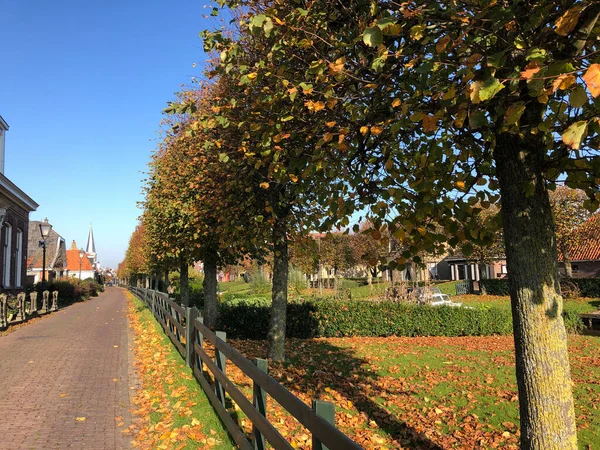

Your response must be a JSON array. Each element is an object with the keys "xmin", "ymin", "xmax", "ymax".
[{"xmin": 233, "ymin": 338, "xmax": 443, "ymax": 450}]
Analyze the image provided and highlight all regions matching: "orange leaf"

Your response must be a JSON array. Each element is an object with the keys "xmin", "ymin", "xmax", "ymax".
[
  {"xmin": 259, "ymin": 182, "xmax": 269, "ymax": 189},
  {"xmin": 552, "ymin": 74, "xmax": 576, "ymax": 92},
  {"xmin": 583, "ymin": 64, "xmax": 600, "ymax": 98},
  {"xmin": 555, "ymin": 6, "xmax": 581, "ymax": 36},
  {"xmin": 520, "ymin": 62, "xmax": 540, "ymax": 80},
  {"xmin": 422, "ymin": 115, "xmax": 438, "ymax": 132}
]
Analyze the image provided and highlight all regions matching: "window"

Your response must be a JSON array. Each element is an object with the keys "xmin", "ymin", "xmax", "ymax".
[
  {"xmin": 3, "ymin": 223, "xmax": 11, "ymax": 287},
  {"xmin": 15, "ymin": 229, "xmax": 22, "ymax": 287},
  {"xmin": 501, "ymin": 265, "xmax": 507, "ymax": 274}
]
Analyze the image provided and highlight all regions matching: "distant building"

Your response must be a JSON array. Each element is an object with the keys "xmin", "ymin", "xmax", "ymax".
[
  {"xmin": 65, "ymin": 240, "xmax": 96, "ymax": 280},
  {"xmin": 0, "ymin": 115, "xmax": 39, "ymax": 290},
  {"xmin": 27, "ymin": 222, "xmax": 67, "ymax": 283},
  {"xmin": 559, "ymin": 213, "xmax": 600, "ymax": 278}
]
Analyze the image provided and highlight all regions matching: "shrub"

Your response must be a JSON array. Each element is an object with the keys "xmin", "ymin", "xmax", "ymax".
[
  {"xmin": 217, "ymin": 298, "xmax": 517, "ymax": 339},
  {"xmin": 479, "ymin": 279, "xmax": 510, "ymax": 296},
  {"xmin": 479, "ymin": 277, "xmax": 600, "ymax": 298}
]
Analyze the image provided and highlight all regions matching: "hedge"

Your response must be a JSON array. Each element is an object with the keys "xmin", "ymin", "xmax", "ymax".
[
  {"xmin": 480, "ymin": 278, "xmax": 600, "ymax": 298},
  {"xmin": 217, "ymin": 297, "xmax": 585, "ymax": 339}
]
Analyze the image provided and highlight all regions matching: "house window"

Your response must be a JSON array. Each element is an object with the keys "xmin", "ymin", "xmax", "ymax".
[
  {"xmin": 3, "ymin": 223, "xmax": 12, "ymax": 287},
  {"xmin": 501, "ymin": 265, "xmax": 507, "ymax": 274},
  {"xmin": 15, "ymin": 229, "xmax": 22, "ymax": 287}
]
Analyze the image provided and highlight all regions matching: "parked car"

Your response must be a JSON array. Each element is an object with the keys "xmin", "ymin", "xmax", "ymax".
[{"xmin": 412, "ymin": 287, "xmax": 463, "ymax": 307}]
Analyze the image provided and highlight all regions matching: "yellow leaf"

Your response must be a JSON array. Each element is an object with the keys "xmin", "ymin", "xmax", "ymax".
[
  {"xmin": 325, "ymin": 121, "xmax": 337, "ymax": 127},
  {"xmin": 555, "ymin": 6, "xmax": 581, "ymax": 36},
  {"xmin": 583, "ymin": 64, "xmax": 600, "ymax": 98},
  {"xmin": 323, "ymin": 132, "xmax": 334, "ymax": 143},
  {"xmin": 313, "ymin": 101, "xmax": 325, "ymax": 112},
  {"xmin": 370, "ymin": 125, "xmax": 383, "ymax": 135},
  {"xmin": 391, "ymin": 98, "xmax": 401, "ymax": 108},
  {"xmin": 456, "ymin": 181, "xmax": 466, "ymax": 190},
  {"xmin": 75, "ymin": 417, "xmax": 87, "ymax": 422},
  {"xmin": 289, "ymin": 174, "xmax": 299, "ymax": 183},
  {"xmin": 552, "ymin": 74, "xmax": 576, "ymax": 92},
  {"xmin": 360, "ymin": 126, "xmax": 369, "ymax": 135},
  {"xmin": 259, "ymin": 182, "xmax": 269, "ymax": 189},
  {"xmin": 247, "ymin": 72, "xmax": 258, "ymax": 80},
  {"xmin": 561, "ymin": 121, "xmax": 588, "ymax": 150},
  {"xmin": 470, "ymin": 81, "xmax": 483, "ymax": 103},
  {"xmin": 113, "ymin": 345, "xmax": 119, "ymax": 348},
  {"xmin": 191, "ymin": 418, "xmax": 200, "ymax": 426}
]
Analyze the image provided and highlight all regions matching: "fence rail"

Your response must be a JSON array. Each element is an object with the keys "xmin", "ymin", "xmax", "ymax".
[{"xmin": 128, "ymin": 286, "xmax": 362, "ymax": 450}]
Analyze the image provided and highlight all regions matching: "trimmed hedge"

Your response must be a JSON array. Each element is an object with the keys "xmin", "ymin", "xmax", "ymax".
[
  {"xmin": 217, "ymin": 298, "xmax": 585, "ymax": 339},
  {"xmin": 480, "ymin": 278, "xmax": 600, "ymax": 298}
]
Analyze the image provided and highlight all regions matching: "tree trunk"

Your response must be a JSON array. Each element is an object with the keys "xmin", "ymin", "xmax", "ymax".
[
  {"xmin": 179, "ymin": 255, "xmax": 190, "ymax": 307},
  {"xmin": 267, "ymin": 217, "xmax": 288, "ymax": 361},
  {"xmin": 203, "ymin": 252, "xmax": 218, "ymax": 329},
  {"xmin": 495, "ymin": 133, "xmax": 577, "ymax": 450}
]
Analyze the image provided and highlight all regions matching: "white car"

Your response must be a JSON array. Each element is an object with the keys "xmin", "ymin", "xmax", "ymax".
[{"xmin": 414, "ymin": 287, "xmax": 463, "ymax": 307}]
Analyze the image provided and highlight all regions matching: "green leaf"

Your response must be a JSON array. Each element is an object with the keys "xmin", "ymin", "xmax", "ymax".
[
  {"xmin": 479, "ymin": 78, "xmax": 504, "ymax": 102},
  {"xmin": 561, "ymin": 121, "xmax": 588, "ymax": 150},
  {"xmin": 363, "ymin": 26, "xmax": 383, "ymax": 47},
  {"xmin": 376, "ymin": 17, "xmax": 396, "ymax": 30},
  {"xmin": 409, "ymin": 25, "xmax": 425, "ymax": 40},
  {"xmin": 263, "ymin": 17, "xmax": 274, "ymax": 37},
  {"xmin": 249, "ymin": 14, "xmax": 266, "ymax": 33},
  {"xmin": 469, "ymin": 110, "xmax": 487, "ymax": 129},
  {"xmin": 569, "ymin": 85, "xmax": 588, "ymax": 108}
]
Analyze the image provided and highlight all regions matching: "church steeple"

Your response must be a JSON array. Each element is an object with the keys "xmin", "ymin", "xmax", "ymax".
[{"xmin": 86, "ymin": 223, "xmax": 96, "ymax": 256}]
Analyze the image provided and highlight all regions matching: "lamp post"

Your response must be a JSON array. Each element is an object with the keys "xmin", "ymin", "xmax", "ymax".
[
  {"xmin": 39, "ymin": 218, "xmax": 52, "ymax": 284},
  {"xmin": 79, "ymin": 248, "xmax": 85, "ymax": 280}
]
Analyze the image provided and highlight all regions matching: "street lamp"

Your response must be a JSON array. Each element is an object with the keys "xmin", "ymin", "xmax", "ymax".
[
  {"xmin": 79, "ymin": 248, "xmax": 85, "ymax": 280},
  {"xmin": 39, "ymin": 218, "xmax": 52, "ymax": 284}
]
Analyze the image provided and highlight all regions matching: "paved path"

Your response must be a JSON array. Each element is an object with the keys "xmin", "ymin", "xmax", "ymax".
[{"xmin": 0, "ymin": 287, "xmax": 133, "ymax": 449}]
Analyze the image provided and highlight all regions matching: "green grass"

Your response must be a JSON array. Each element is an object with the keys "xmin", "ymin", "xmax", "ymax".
[
  {"xmin": 228, "ymin": 335, "xmax": 600, "ymax": 449},
  {"xmin": 131, "ymin": 295, "xmax": 234, "ymax": 450}
]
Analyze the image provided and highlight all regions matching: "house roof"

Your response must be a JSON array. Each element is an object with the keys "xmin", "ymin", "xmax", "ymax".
[
  {"xmin": 564, "ymin": 213, "xmax": 600, "ymax": 262},
  {"xmin": 27, "ymin": 221, "xmax": 66, "ymax": 270},
  {"xmin": 66, "ymin": 246, "xmax": 94, "ymax": 272}
]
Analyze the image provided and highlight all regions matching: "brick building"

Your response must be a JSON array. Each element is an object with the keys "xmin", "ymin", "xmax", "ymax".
[{"xmin": 0, "ymin": 115, "xmax": 39, "ymax": 291}]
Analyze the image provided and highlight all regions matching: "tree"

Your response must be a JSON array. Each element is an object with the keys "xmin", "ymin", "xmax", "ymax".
[
  {"xmin": 549, "ymin": 186, "xmax": 592, "ymax": 278},
  {"xmin": 203, "ymin": 1, "xmax": 600, "ymax": 447}
]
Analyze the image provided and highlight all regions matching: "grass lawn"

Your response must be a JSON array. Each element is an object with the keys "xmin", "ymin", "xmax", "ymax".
[
  {"xmin": 125, "ymin": 291, "xmax": 234, "ymax": 450},
  {"xmin": 224, "ymin": 335, "xmax": 600, "ymax": 449}
]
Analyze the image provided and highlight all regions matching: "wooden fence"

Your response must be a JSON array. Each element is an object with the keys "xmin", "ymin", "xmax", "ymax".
[{"xmin": 128, "ymin": 286, "xmax": 362, "ymax": 450}]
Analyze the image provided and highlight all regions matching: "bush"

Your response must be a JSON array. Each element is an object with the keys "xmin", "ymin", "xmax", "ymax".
[
  {"xmin": 217, "ymin": 298, "xmax": 514, "ymax": 339},
  {"xmin": 30, "ymin": 278, "xmax": 101, "ymax": 305},
  {"xmin": 217, "ymin": 297, "xmax": 587, "ymax": 339},
  {"xmin": 479, "ymin": 277, "xmax": 600, "ymax": 298},
  {"xmin": 480, "ymin": 279, "xmax": 510, "ymax": 296}
]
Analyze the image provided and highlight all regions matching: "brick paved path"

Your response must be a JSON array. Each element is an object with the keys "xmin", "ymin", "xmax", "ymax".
[{"xmin": 0, "ymin": 287, "xmax": 133, "ymax": 449}]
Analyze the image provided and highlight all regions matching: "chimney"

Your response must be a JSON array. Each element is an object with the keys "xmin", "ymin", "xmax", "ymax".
[{"xmin": 0, "ymin": 115, "xmax": 7, "ymax": 174}]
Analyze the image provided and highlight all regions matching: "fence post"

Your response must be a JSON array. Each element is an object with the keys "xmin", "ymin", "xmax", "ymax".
[
  {"xmin": 196, "ymin": 316, "xmax": 204, "ymax": 375},
  {"xmin": 215, "ymin": 331, "xmax": 227, "ymax": 406},
  {"xmin": 185, "ymin": 307, "xmax": 199, "ymax": 368},
  {"xmin": 311, "ymin": 400, "xmax": 335, "ymax": 450},
  {"xmin": 253, "ymin": 358, "xmax": 268, "ymax": 450}
]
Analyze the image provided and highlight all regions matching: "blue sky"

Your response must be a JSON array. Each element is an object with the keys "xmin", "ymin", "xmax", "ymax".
[{"xmin": 1, "ymin": 0, "xmax": 219, "ymax": 268}]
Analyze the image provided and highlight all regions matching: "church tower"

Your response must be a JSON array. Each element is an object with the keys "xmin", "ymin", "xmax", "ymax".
[{"xmin": 86, "ymin": 224, "xmax": 97, "ymax": 265}]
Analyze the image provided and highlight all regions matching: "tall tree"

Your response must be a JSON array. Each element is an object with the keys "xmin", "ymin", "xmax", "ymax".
[
  {"xmin": 549, "ymin": 186, "xmax": 592, "ymax": 278},
  {"xmin": 203, "ymin": 1, "xmax": 600, "ymax": 446}
]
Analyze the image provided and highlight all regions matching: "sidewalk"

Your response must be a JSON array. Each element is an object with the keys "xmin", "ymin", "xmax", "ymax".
[{"xmin": 0, "ymin": 287, "xmax": 133, "ymax": 449}]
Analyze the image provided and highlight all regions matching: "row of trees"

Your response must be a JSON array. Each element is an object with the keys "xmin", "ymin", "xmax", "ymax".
[{"xmin": 119, "ymin": 1, "xmax": 600, "ymax": 448}]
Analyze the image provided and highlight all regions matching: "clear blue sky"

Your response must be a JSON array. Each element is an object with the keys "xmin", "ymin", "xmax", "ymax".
[{"xmin": 1, "ymin": 0, "xmax": 218, "ymax": 268}]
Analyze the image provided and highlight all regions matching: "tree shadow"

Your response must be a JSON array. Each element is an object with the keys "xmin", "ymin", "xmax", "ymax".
[{"xmin": 234, "ymin": 338, "xmax": 443, "ymax": 450}]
